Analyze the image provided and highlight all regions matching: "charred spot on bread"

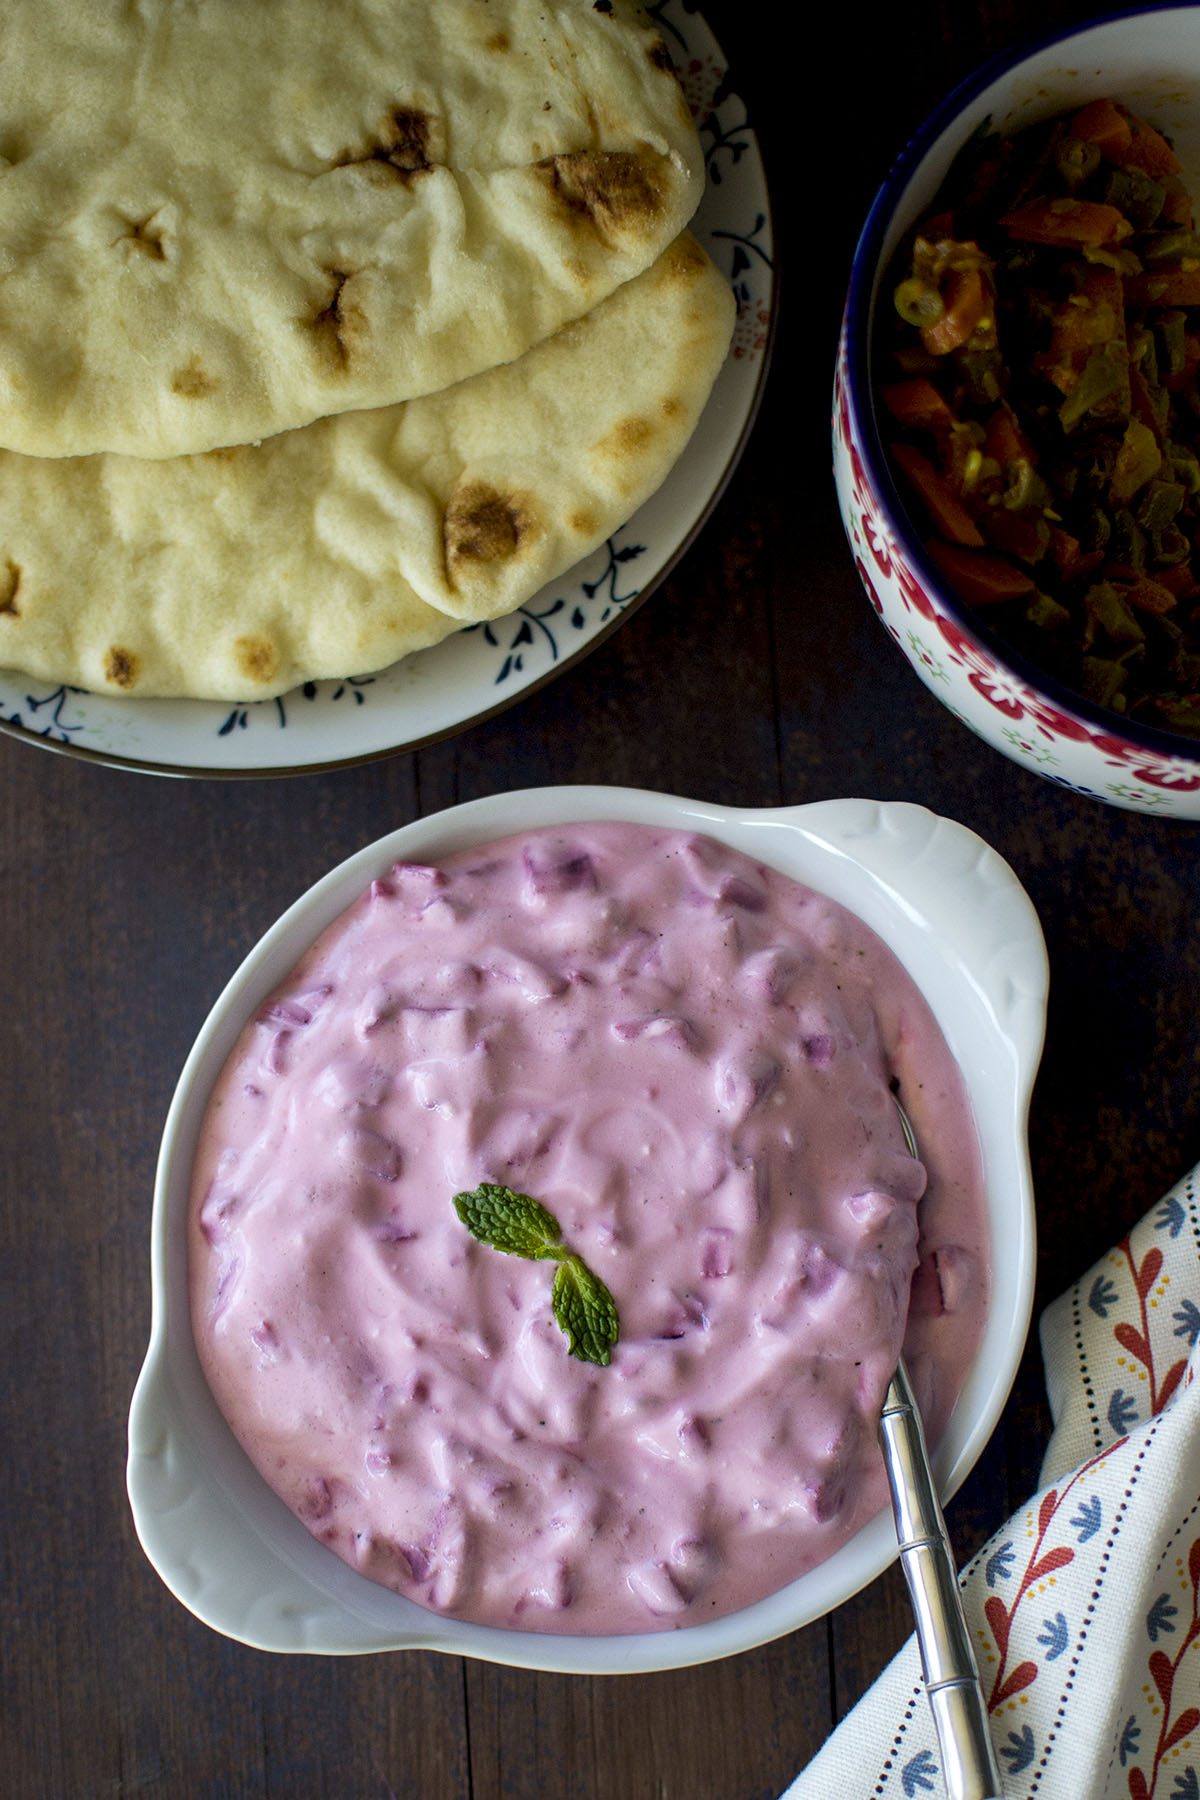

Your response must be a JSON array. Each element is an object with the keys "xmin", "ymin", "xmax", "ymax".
[
  {"xmin": 234, "ymin": 633, "xmax": 280, "ymax": 686},
  {"xmin": 334, "ymin": 107, "xmax": 440, "ymax": 181},
  {"xmin": 661, "ymin": 234, "xmax": 710, "ymax": 283},
  {"xmin": 117, "ymin": 212, "xmax": 168, "ymax": 261},
  {"xmin": 104, "ymin": 645, "xmax": 140, "ymax": 689},
  {"xmin": 594, "ymin": 413, "xmax": 656, "ymax": 461},
  {"xmin": 305, "ymin": 268, "xmax": 369, "ymax": 373},
  {"xmin": 171, "ymin": 357, "xmax": 219, "ymax": 398},
  {"xmin": 537, "ymin": 148, "xmax": 668, "ymax": 245},
  {"xmin": 444, "ymin": 482, "xmax": 534, "ymax": 582},
  {"xmin": 0, "ymin": 558, "xmax": 20, "ymax": 615}
]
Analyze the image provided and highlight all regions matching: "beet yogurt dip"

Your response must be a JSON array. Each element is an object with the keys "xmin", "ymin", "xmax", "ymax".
[{"xmin": 189, "ymin": 823, "xmax": 989, "ymax": 1635}]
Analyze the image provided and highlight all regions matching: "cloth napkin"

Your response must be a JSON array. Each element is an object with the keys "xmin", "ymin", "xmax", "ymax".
[{"xmin": 781, "ymin": 1164, "xmax": 1200, "ymax": 1800}]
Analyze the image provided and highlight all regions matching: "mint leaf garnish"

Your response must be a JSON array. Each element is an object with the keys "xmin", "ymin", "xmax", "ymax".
[
  {"xmin": 453, "ymin": 1183, "xmax": 619, "ymax": 1366},
  {"xmin": 453, "ymin": 1183, "xmax": 564, "ymax": 1260},
  {"xmin": 552, "ymin": 1256, "xmax": 619, "ymax": 1367}
]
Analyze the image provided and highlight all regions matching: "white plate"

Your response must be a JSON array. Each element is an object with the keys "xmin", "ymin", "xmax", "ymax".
[
  {"xmin": 128, "ymin": 787, "xmax": 1047, "ymax": 1673},
  {"xmin": 0, "ymin": 4, "xmax": 773, "ymax": 778}
]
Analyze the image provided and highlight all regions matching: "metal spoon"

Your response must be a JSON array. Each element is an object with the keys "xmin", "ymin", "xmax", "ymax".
[{"xmin": 880, "ymin": 1097, "xmax": 1005, "ymax": 1800}]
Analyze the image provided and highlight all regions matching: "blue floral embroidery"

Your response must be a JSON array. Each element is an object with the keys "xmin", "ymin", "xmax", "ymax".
[
  {"xmin": 1089, "ymin": 1274, "xmax": 1120, "ymax": 1318},
  {"xmin": 1174, "ymin": 1299, "xmax": 1200, "ymax": 1347},
  {"xmin": 1156, "ymin": 1195, "xmax": 1187, "ymax": 1238},
  {"xmin": 999, "ymin": 1725, "xmax": 1036, "ymax": 1774},
  {"xmin": 1171, "ymin": 1768, "xmax": 1199, "ymax": 1800},
  {"xmin": 901, "ymin": 1749, "xmax": 939, "ymax": 1795},
  {"xmin": 1108, "ymin": 1388, "xmax": 1140, "ymax": 1434},
  {"xmin": 985, "ymin": 1542, "xmax": 1016, "ymax": 1587},
  {"xmin": 1120, "ymin": 1716, "xmax": 1142, "ymax": 1765},
  {"xmin": 1147, "ymin": 1593, "xmax": 1179, "ymax": 1641},
  {"xmin": 1036, "ymin": 1612, "xmax": 1069, "ymax": 1660},
  {"xmin": 1071, "ymin": 1495, "xmax": 1102, "ymax": 1541}
]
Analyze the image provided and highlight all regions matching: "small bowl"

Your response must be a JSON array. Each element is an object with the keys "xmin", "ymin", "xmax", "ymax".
[
  {"xmin": 834, "ymin": 5, "xmax": 1200, "ymax": 818},
  {"xmin": 127, "ymin": 787, "xmax": 1047, "ymax": 1674}
]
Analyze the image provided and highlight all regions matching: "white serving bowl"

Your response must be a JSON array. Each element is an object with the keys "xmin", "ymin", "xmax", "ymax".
[
  {"xmin": 834, "ymin": 5, "xmax": 1200, "ymax": 817},
  {"xmin": 127, "ymin": 787, "xmax": 1047, "ymax": 1673}
]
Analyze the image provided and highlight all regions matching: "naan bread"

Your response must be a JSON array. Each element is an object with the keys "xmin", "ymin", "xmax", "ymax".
[
  {"xmin": 0, "ymin": 235, "xmax": 734, "ymax": 699},
  {"xmin": 0, "ymin": 0, "xmax": 703, "ymax": 459}
]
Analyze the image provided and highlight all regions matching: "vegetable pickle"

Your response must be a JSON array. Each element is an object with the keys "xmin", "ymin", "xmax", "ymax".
[{"xmin": 877, "ymin": 98, "xmax": 1200, "ymax": 735}]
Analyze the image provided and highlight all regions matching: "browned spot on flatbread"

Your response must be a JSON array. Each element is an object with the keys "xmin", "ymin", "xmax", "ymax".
[
  {"xmin": 105, "ymin": 646, "xmax": 140, "ymax": 689},
  {"xmin": 335, "ymin": 107, "xmax": 440, "ymax": 181},
  {"xmin": 661, "ymin": 396, "xmax": 684, "ymax": 421},
  {"xmin": 593, "ymin": 414, "xmax": 656, "ymax": 461},
  {"xmin": 444, "ymin": 482, "xmax": 534, "ymax": 584},
  {"xmin": 660, "ymin": 235, "xmax": 709, "ymax": 284},
  {"xmin": 537, "ymin": 149, "xmax": 667, "ymax": 246},
  {"xmin": 569, "ymin": 508, "xmax": 597, "ymax": 537},
  {"xmin": 172, "ymin": 357, "xmax": 219, "ymax": 398},
  {"xmin": 234, "ymin": 634, "xmax": 280, "ymax": 685},
  {"xmin": 117, "ymin": 212, "xmax": 168, "ymax": 260},
  {"xmin": 305, "ymin": 268, "xmax": 369, "ymax": 373},
  {"xmin": 0, "ymin": 558, "xmax": 21, "ymax": 616},
  {"xmin": 646, "ymin": 35, "xmax": 675, "ymax": 72},
  {"xmin": 486, "ymin": 30, "xmax": 511, "ymax": 51}
]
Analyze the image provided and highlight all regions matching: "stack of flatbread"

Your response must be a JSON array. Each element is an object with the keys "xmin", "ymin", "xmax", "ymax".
[{"xmin": 0, "ymin": 0, "xmax": 735, "ymax": 701}]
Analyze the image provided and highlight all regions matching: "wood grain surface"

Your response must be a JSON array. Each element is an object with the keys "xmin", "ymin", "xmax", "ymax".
[{"xmin": 3, "ymin": 2, "xmax": 1198, "ymax": 1796}]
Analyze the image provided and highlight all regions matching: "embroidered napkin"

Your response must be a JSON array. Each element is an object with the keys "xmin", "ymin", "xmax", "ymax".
[{"xmin": 780, "ymin": 1165, "xmax": 1200, "ymax": 1800}]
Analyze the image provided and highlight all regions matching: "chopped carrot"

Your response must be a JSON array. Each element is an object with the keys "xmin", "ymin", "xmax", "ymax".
[
  {"xmin": 924, "ymin": 537, "xmax": 1037, "ymax": 604},
  {"xmin": 1124, "ymin": 268, "xmax": 1200, "ymax": 307},
  {"xmin": 1037, "ymin": 264, "xmax": 1125, "ymax": 373},
  {"xmin": 984, "ymin": 406, "xmax": 1037, "ymax": 468},
  {"xmin": 1151, "ymin": 562, "xmax": 1200, "ymax": 600},
  {"xmin": 1123, "ymin": 575, "xmax": 1179, "ymax": 614},
  {"xmin": 1121, "ymin": 113, "xmax": 1182, "ymax": 177},
  {"xmin": 981, "ymin": 506, "xmax": 1050, "ymax": 565},
  {"xmin": 1048, "ymin": 526, "xmax": 1103, "ymax": 583},
  {"xmin": 1000, "ymin": 197, "xmax": 1130, "ymax": 248},
  {"xmin": 1069, "ymin": 97, "xmax": 1132, "ymax": 160},
  {"xmin": 878, "ymin": 378, "xmax": 955, "ymax": 433},
  {"xmin": 889, "ymin": 441, "xmax": 986, "ymax": 546},
  {"xmin": 920, "ymin": 266, "xmax": 990, "ymax": 355}
]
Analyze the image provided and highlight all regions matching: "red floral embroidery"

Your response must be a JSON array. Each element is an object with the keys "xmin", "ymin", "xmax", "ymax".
[
  {"xmin": 983, "ymin": 1482, "xmax": 1081, "ymax": 1712},
  {"xmin": 1128, "ymin": 1536, "xmax": 1200, "ymax": 1799},
  {"xmin": 1115, "ymin": 1240, "xmax": 1189, "ymax": 1417}
]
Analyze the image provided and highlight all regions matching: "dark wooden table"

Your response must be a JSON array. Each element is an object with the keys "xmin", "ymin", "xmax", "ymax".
[{"xmin": 3, "ymin": 3, "xmax": 1198, "ymax": 1795}]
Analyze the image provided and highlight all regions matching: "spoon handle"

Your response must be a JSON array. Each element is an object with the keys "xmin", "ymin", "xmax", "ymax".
[{"xmin": 879, "ymin": 1360, "xmax": 1006, "ymax": 1800}]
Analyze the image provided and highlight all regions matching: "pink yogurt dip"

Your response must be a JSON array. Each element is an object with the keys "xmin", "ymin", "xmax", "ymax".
[{"xmin": 189, "ymin": 823, "xmax": 989, "ymax": 1635}]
